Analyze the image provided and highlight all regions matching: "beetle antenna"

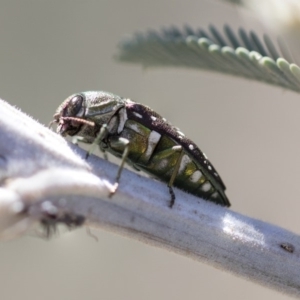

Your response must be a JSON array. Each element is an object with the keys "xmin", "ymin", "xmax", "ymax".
[{"xmin": 62, "ymin": 117, "xmax": 95, "ymax": 127}]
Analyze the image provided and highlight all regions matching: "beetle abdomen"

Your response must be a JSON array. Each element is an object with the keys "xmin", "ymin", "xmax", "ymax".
[{"xmin": 108, "ymin": 108, "xmax": 230, "ymax": 207}]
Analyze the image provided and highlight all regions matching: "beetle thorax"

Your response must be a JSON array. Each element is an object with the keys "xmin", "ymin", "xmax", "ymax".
[{"xmin": 85, "ymin": 99, "xmax": 126, "ymax": 135}]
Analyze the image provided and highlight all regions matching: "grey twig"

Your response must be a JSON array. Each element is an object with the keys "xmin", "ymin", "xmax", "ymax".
[{"xmin": 1, "ymin": 99, "xmax": 300, "ymax": 297}]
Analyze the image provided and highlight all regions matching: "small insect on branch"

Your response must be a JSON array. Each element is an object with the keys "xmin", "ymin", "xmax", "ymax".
[{"xmin": 52, "ymin": 91, "xmax": 230, "ymax": 208}]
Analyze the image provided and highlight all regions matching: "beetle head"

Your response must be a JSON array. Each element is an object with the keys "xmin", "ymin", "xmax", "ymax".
[{"xmin": 52, "ymin": 93, "xmax": 94, "ymax": 136}]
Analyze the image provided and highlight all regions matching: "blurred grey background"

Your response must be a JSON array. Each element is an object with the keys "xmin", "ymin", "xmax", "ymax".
[{"xmin": 0, "ymin": 1, "xmax": 299, "ymax": 299}]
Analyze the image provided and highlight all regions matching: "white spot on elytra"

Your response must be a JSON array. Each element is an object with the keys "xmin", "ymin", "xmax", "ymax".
[
  {"xmin": 214, "ymin": 172, "xmax": 218, "ymax": 177},
  {"xmin": 178, "ymin": 154, "xmax": 191, "ymax": 174},
  {"xmin": 133, "ymin": 112, "xmax": 143, "ymax": 118},
  {"xmin": 172, "ymin": 145, "xmax": 182, "ymax": 151},
  {"xmin": 189, "ymin": 170, "xmax": 202, "ymax": 183},
  {"xmin": 204, "ymin": 160, "xmax": 207, "ymax": 164},
  {"xmin": 201, "ymin": 182, "xmax": 212, "ymax": 192},
  {"xmin": 189, "ymin": 144, "xmax": 194, "ymax": 150},
  {"xmin": 208, "ymin": 165, "xmax": 212, "ymax": 170},
  {"xmin": 144, "ymin": 131, "xmax": 161, "ymax": 159},
  {"xmin": 162, "ymin": 118, "xmax": 167, "ymax": 122},
  {"xmin": 151, "ymin": 116, "xmax": 157, "ymax": 121},
  {"xmin": 178, "ymin": 136, "xmax": 183, "ymax": 140},
  {"xmin": 177, "ymin": 130, "xmax": 185, "ymax": 137}
]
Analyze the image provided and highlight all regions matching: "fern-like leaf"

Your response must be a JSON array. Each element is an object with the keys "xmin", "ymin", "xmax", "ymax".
[{"xmin": 118, "ymin": 24, "xmax": 300, "ymax": 93}]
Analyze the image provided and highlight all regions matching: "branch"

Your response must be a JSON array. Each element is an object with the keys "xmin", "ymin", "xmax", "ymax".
[
  {"xmin": 1, "ymin": 99, "xmax": 300, "ymax": 297},
  {"xmin": 117, "ymin": 25, "xmax": 300, "ymax": 93}
]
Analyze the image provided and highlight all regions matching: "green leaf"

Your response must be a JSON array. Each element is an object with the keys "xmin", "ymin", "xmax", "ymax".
[{"xmin": 117, "ymin": 25, "xmax": 300, "ymax": 93}]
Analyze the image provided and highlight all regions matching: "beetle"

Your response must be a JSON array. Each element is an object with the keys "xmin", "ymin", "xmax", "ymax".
[{"xmin": 52, "ymin": 91, "xmax": 230, "ymax": 208}]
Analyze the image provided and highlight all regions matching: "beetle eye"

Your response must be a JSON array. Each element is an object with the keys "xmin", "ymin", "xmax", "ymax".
[{"xmin": 66, "ymin": 94, "xmax": 84, "ymax": 117}]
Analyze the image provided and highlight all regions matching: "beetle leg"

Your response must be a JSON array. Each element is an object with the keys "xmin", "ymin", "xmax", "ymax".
[
  {"xmin": 107, "ymin": 137, "xmax": 130, "ymax": 197},
  {"xmin": 167, "ymin": 147, "xmax": 184, "ymax": 208},
  {"xmin": 86, "ymin": 124, "xmax": 109, "ymax": 160},
  {"xmin": 100, "ymin": 148, "xmax": 108, "ymax": 161}
]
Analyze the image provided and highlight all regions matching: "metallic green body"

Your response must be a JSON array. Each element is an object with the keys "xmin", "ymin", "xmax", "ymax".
[
  {"xmin": 108, "ymin": 118, "xmax": 227, "ymax": 205},
  {"xmin": 53, "ymin": 91, "xmax": 230, "ymax": 207}
]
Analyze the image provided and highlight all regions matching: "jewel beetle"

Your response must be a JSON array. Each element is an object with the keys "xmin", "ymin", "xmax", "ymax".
[{"xmin": 53, "ymin": 91, "xmax": 230, "ymax": 208}]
